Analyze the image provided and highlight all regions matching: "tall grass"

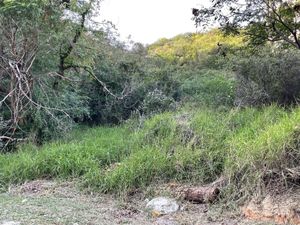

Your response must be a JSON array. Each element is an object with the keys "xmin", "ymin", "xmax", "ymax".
[
  {"xmin": 0, "ymin": 127, "xmax": 129, "ymax": 186},
  {"xmin": 0, "ymin": 105, "xmax": 299, "ymax": 199}
]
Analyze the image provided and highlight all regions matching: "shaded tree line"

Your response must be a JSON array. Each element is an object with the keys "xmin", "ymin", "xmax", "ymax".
[{"xmin": 0, "ymin": 0, "xmax": 184, "ymax": 150}]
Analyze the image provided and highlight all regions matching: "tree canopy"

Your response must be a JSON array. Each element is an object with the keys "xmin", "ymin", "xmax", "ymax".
[
  {"xmin": 0, "ymin": 0, "xmax": 104, "ymax": 148},
  {"xmin": 193, "ymin": 0, "xmax": 300, "ymax": 48}
]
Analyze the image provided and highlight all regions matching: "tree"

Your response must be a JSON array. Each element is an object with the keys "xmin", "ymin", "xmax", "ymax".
[
  {"xmin": 0, "ymin": 0, "xmax": 53, "ymax": 148},
  {"xmin": 0, "ymin": 0, "xmax": 102, "ymax": 149},
  {"xmin": 192, "ymin": 0, "xmax": 300, "ymax": 49}
]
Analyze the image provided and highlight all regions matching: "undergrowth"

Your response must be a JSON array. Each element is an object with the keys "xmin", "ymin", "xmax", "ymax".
[{"xmin": 0, "ymin": 105, "xmax": 299, "ymax": 199}]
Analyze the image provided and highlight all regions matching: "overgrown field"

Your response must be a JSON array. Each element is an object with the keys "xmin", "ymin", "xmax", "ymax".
[{"xmin": 1, "ymin": 105, "xmax": 299, "ymax": 199}]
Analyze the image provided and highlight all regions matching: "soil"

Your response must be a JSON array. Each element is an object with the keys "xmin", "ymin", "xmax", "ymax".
[
  {"xmin": 242, "ymin": 190, "xmax": 300, "ymax": 225},
  {"xmin": 0, "ymin": 180, "xmax": 276, "ymax": 225}
]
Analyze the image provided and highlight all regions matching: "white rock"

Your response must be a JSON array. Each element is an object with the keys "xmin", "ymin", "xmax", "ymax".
[
  {"xmin": 145, "ymin": 197, "xmax": 180, "ymax": 214},
  {"xmin": 1, "ymin": 221, "xmax": 21, "ymax": 225}
]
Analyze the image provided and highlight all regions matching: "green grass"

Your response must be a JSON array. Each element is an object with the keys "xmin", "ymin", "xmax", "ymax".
[
  {"xmin": 225, "ymin": 107, "xmax": 300, "ymax": 192},
  {"xmin": 148, "ymin": 29, "xmax": 244, "ymax": 62},
  {"xmin": 180, "ymin": 69, "xmax": 236, "ymax": 107},
  {"xmin": 1, "ymin": 105, "xmax": 299, "ymax": 199},
  {"xmin": 0, "ymin": 127, "xmax": 129, "ymax": 186}
]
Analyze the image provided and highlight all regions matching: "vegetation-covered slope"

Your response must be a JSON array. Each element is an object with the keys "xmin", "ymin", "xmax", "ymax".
[
  {"xmin": 1, "ymin": 105, "xmax": 299, "ymax": 198},
  {"xmin": 148, "ymin": 29, "xmax": 244, "ymax": 63}
]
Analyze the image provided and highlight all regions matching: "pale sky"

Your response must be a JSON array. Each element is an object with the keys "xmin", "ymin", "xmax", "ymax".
[{"xmin": 99, "ymin": 0, "xmax": 209, "ymax": 45}]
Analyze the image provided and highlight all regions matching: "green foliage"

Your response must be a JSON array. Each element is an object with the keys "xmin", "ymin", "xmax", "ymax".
[
  {"xmin": 0, "ymin": 0, "xmax": 103, "ymax": 149},
  {"xmin": 93, "ymin": 148, "xmax": 171, "ymax": 193},
  {"xmin": 0, "ymin": 127, "xmax": 129, "ymax": 186},
  {"xmin": 148, "ymin": 29, "xmax": 244, "ymax": 63},
  {"xmin": 0, "ymin": 0, "xmax": 46, "ymax": 13},
  {"xmin": 193, "ymin": 0, "xmax": 300, "ymax": 49},
  {"xmin": 225, "ymin": 106, "xmax": 300, "ymax": 197},
  {"xmin": 2, "ymin": 105, "xmax": 299, "ymax": 200},
  {"xmin": 134, "ymin": 113, "xmax": 178, "ymax": 148},
  {"xmin": 1, "ymin": 0, "xmax": 300, "ymax": 203},
  {"xmin": 180, "ymin": 69, "xmax": 235, "ymax": 107},
  {"xmin": 234, "ymin": 48, "xmax": 300, "ymax": 106},
  {"xmin": 29, "ymin": 81, "xmax": 90, "ymax": 143},
  {"xmin": 83, "ymin": 49, "xmax": 182, "ymax": 124},
  {"xmin": 0, "ymin": 0, "xmax": 242, "ymax": 152},
  {"xmin": 141, "ymin": 89, "xmax": 176, "ymax": 115}
]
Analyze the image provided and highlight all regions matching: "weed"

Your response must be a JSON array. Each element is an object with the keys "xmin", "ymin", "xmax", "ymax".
[{"xmin": 1, "ymin": 106, "xmax": 299, "ymax": 200}]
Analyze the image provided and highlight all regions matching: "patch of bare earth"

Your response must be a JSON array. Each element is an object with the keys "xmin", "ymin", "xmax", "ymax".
[
  {"xmin": 242, "ymin": 190, "xmax": 300, "ymax": 225},
  {"xmin": 0, "ymin": 180, "xmax": 277, "ymax": 225}
]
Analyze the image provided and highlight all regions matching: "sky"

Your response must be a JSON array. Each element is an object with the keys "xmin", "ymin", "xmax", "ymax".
[{"xmin": 99, "ymin": 0, "xmax": 210, "ymax": 45}]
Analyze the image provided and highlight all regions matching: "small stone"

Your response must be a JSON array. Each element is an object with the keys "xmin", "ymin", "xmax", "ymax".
[
  {"xmin": 146, "ymin": 197, "xmax": 180, "ymax": 215},
  {"xmin": 1, "ymin": 221, "xmax": 21, "ymax": 225}
]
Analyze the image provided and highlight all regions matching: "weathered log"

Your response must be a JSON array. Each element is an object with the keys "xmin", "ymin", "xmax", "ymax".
[
  {"xmin": 184, "ymin": 186, "xmax": 220, "ymax": 203},
  {"xmin": 183, "ymin": 177, "xmax": 226, "ymax": 203}
]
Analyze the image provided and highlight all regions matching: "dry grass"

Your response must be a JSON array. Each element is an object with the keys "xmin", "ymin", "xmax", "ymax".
[{"xmin": 0, "ymin": 180, "xmax": 276, "ymax": 225}]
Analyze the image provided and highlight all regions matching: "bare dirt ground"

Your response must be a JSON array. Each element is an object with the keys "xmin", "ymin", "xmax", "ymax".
[{"xmin": 0, "ymin": 180, "xmax": 275, "ymax": 225}]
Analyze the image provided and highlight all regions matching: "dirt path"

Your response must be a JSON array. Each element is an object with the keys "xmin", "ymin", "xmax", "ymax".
[{"xmin": 0, "ymin": 180, "xmax": 274, "ymax": 225}]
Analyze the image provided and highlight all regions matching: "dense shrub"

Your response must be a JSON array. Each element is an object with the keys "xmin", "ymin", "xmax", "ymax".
[
  {"xmin": 180, "ymin": 69, "xmax": 235, "ymax": 107},
  {"xmin": 83, "ymin": 52, "xmax": 182, "ymax": 124},
  {"xmin": 141, "ymin": 89, "xmax": 176, "ymax": 115},
  {"xmin": 234, "ymin": 49, "xmax": 300, "ymax": 106},
  {"xmin": 28, "ymin": 80, "xmax": 90, "ymax": 144}
]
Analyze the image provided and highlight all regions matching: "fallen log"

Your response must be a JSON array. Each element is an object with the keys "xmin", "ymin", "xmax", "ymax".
[
  {"xmin": 183, "ymin": 176, "xmax": 226, "ymax": 203},
  {"xmin": 184, "ymin": 186, "xmax": 220, "ymax": 203}
]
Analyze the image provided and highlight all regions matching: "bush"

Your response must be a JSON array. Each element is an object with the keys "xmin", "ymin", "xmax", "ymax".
[
  {"xmin": 141, "ymin": 89, "xmax": 176, "ymax": 115},
  {"xmin": 28, "ymin": 80, "xmax": 90, "ymax": 144},
  {"xmin": 234, "ymin": 48, "xmax": 300, "ymax": 106},
  {"xmin": 181, "ymin": 69, "xmax": 235, "ymax": 107},
  {"xmin": 82, "ymin": 50, "xmax": 182, "ymax": 124}
]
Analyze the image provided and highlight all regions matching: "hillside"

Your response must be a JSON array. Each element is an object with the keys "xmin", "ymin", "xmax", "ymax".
[
  {"xmin": 1, "ymin": 105, "xmax": 299, "ymax": 196},
  {"xmin": 148, "ymin": 29, "xmax": 244, "ymax": 62}
]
